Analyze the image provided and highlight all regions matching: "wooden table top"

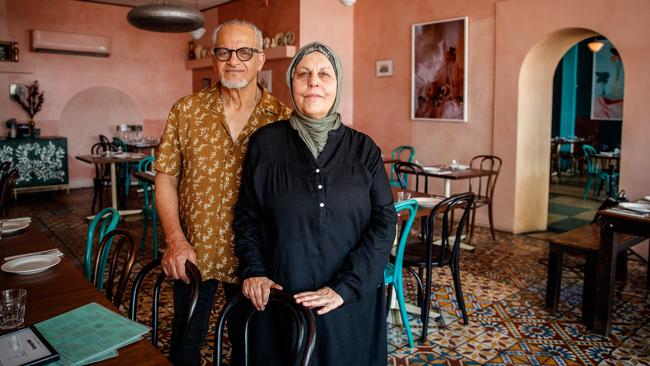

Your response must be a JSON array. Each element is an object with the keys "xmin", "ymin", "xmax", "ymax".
[
  {"xmin": 133, "ymin": 171, "xmax": 155, "ymax": 184},
  {"xmin": 599, "ymin": 201, "xmax": 650, "ymax": 224},
  {"xmin": 75, "ymin": 153, "xmax": 148, "ymax": 164},
  {"xmin": 392, "ymin": 187, "xmax": 439, "ymax": 218},
  {"xmin": 422, "ymin": 166, "xmax": 494, "ymax": 180},
  {"xmin": 0, "ymin": 224, "xmax": 170, "ymax": 365}
]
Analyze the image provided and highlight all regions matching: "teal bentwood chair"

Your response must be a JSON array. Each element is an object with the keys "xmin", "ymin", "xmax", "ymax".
[
  {"xmin": 137, "ymin": 156, "xmax": 159, "ymax": 259},
  {"xmin": 384, "ymin": 199, "xmax": 419, "ymax": 348},
  {"xmin": 582, "ymin": 144, "xmax": 618, "ymax": 199},
  {"xmin": 85, "ymin": 207, "xmax": 120, "ymax": 289},
  {"xmin": 390, "ymin": 146, "xmax": 415, "ymax": 187},
  {"xmin": 112, "ymin": 137, "xmax": 136, "ymax": 201}
]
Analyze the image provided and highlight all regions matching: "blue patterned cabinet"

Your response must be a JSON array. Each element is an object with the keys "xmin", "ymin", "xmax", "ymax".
[{"xmin": 0, "ymin": 137, "xmax": 69, "ymax": 190}]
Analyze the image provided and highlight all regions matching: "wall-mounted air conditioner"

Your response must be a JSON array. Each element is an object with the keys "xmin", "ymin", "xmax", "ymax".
[{"xmin": 31, "ymin": 30, "xmax": 112, "ymax": 57}]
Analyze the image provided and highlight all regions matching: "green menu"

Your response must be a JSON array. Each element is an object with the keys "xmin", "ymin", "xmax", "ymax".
[{"xmin": 34, "ymin": 302, "xmax": 150, "ymax": 366}]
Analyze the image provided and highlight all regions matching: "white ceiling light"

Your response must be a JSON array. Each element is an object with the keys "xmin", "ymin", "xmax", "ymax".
[
  {"xmin": 127, "ymin": 4, "xmax": 204, "ymax": 33},
  {"xmin": 191, "ymin": 27, "xmax": 206, "ymax": 39},
  {"xmin": 340, "ymin": 0, "xmax": 356, "ymax": 6}
]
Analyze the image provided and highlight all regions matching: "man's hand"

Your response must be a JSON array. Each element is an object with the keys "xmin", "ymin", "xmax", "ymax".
[
  {"xmin": 294, "ymin": 287, "xmax": 344, "ymax": 315},
  {"xmin": 242, "ymin": 277, "xmax": 283, "ymax": 311},
  {"xmin": 162, "ymin": 238, "xmax": 197, "ymax": 284}
]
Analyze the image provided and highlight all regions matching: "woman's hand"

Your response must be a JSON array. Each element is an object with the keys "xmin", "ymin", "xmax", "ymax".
[
  {"xmin": 294, "ymin": 287, "xmax": 344, "ymax": 315},
  {"xmin": 242, "ymin": 276, "xmax": 283, "ymax": 311}
]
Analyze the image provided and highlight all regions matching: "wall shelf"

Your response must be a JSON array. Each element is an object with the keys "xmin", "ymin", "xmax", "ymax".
[
  {"xmin": 185, "ymin": 46, "xmax": 296, "ymax": 70},
  {"xmin": 0, "ymin": 62, "xmax": 34, "ymax": 74}
]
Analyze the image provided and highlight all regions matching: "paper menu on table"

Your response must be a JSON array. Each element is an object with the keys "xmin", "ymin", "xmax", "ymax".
[{"xmin": 34, "ymin": 302, "xmax": 149, "ymax": 366}]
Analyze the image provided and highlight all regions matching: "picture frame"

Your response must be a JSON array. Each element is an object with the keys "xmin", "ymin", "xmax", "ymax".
[
  {"xmin": 0, "ymin": 41, "xmax": 19, "ymax": 62},
  {"xmin": 376, "ymin": 59, "xmax": 394, "ymax": 77},
  {"xmin": 259, "ymin": 69, "xmax": 272, "ymax": 92},
  {"xmin": 411, "ymin": 17, "xmax": 468, "ymax": 122},
  {"xmin": 590, "ymin": 40, "xmax": 624, "ymax": 120}
]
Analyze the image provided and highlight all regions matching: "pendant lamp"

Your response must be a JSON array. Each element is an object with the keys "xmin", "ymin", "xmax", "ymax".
[{"xmin": 127, "ymin": 4, "xmax": 204, "ymax": 33}]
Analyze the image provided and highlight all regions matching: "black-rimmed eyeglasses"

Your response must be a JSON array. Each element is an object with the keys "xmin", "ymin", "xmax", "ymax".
[{"xmin": 212, "ymin": 47, "xmax": 262, "ymax": 62}]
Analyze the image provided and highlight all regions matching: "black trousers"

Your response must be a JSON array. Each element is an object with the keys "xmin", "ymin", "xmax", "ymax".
[{"xmin": 169, "ymin": 279, "xmax": 243, "ymax": 366}]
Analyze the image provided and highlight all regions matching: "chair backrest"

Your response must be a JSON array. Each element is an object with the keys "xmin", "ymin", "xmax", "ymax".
[
  {"xmin": 582, "ymin": 144, "xmax": 600, "ymax": 174},
  {"xmin": 92, "ymin": 229, "xmax": 138, "ymax": 307},
  {"xmin": 137, "ymin": 156, "xmax": 156, "ymax": 210},
  {"xmin": 90, "ymin": 142, "xmax": 113, "ymax": 179},
  {"xmin": 85, "ymin": 207, "xmax": 120, "ymax": 282},
  {"xmin": 112, "ymin": 137, "xmax": 127, "ymax": 152},
  {"xmin": 0, "ymin": 161, "xmax": 11, "ymax": 177},
  {"xmin": 99, "ymin": 134, "xmax": 112, "ymax": 146},
  {"xmin": 129, "ymin": 258, "xmax": 202, "ymax": 347},
  {"xmin": 394, "ymin": 161, "xmax": 430, "ymax": 193},
  {"xmin": 391, "ymin": 199, "xmax": 419, "ymax": 278},
  {"xmin": 213, "ymin": 289, "xmax": 317, "ymax": 366},
  {"xmin": 428, "ymin": 192, "xmax": 475, "ymax": 266},
  {"xmin": 390, "ymin": 146, "xmax": 416, "ymax": 186},
  {"xmin": 468, "ymin": 155, "xmax": 502, "ymax": 200},
  {"xmin": 0, "ymin": 168, "xmax": 19, "ymax": 217}
]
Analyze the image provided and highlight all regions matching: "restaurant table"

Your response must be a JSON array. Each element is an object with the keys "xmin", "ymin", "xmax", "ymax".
[
  {"xmin": 0, "ymin": 224, "xmax": 170, "ymax": 365},
  {"xmin": 421, "ymin": 166, "xmax": 494, "ymax": 197},
  {"xmin": 76, "ymin": 153, "xmax": 147, "ymax": 218},
  {"xmin": 125, "ymin": 140, "xmax": 159, "ymax": 156},
  {"xmin": 593, "ymin": 204, "xmax": 650, "ymax": 335},
  {"xmin": 134, "ymin": 170, "xmax": 155, "ymax": 185},
  {"xmin": 593, "ymin": 153, "xmax": 620, "ymax": 170}
]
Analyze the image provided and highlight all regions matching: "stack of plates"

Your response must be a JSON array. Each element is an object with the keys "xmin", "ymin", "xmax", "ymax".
[
  {"xmin": 413, "ymin": 197, "xmax": 442, "ymax": 208},
  {"xmin": 619, "ymin": 202, "xmax": 650, "ymax": 214}
]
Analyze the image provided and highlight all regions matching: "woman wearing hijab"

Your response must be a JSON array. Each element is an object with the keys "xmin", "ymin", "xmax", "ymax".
[{"xmin": 234, "ymin": 42, "xmax": 397, "ymax": 365}]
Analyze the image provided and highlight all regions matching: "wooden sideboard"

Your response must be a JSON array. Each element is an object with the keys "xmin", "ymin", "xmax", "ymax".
[{"xmin": 0, "ymin": 136, "xmax": 69, "ymax": 193}]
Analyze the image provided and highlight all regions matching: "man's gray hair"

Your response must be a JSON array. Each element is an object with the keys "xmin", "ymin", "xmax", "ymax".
[{"xmin": 212, "ymin": 19, "xmax": 264, "ymax": 51}]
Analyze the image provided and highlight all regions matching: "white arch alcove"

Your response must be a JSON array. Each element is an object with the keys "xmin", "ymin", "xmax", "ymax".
[{"xmin": 60, "ymin": 86, "xmax": 142, "ymax": 188}]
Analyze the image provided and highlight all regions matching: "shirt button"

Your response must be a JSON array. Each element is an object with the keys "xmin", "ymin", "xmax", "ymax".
[
  {"xmin": 319, "ymin": 202, "xmax": 325, "ymax": 208},
  {"xmin": 318, "ymin": 184, "xmax": 323, "ymax": 189},
  {"xmin": 315, "ymin": 168, "xmax": 320, "ymax": 173}
]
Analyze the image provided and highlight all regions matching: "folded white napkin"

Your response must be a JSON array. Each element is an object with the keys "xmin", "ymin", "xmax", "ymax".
[{"xmin": 3, "ymin": 249, "xmax": 64, "ymax": 262}]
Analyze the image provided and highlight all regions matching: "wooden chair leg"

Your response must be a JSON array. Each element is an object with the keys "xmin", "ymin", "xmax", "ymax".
[
  {"xmin": 545, "ymin": 244, "xmax": 563, "ymax": 312},
  {"xmin": 468, "ymin": 205, "xmax": 477, "ymax": 244},
  {"xmin": 451, "ymin": 262, "xmax": 468, "ymax": 324},
  {"xmin": 488, "ymin": 202, "xmax": 496, "ymax": 241},
  {"xmin": 615, "ymin": 249, "xmax": 628, "ymax": 281}
]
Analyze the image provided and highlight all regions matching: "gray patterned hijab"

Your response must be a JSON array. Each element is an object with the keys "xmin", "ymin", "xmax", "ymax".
[{"xmin": 286, "ymin": 42, "xmax": 343, "ymax": 158}]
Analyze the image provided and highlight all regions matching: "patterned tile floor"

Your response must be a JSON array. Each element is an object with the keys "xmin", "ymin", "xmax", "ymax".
[{"xmin": 8, "ymin": 188, "xmax": 650, "ymax": 365}]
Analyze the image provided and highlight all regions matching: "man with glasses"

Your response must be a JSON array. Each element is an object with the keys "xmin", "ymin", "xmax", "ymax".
[{"xmin": 154, "ymin": 19, "xmax": 291, "ymax": 365}]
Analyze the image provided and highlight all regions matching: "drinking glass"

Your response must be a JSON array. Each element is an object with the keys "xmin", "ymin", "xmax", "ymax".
[
  {"xmin": 397, "ymin": 191, "xmax": 411, "ymax": 202},
  {"xmin": 0, "ymin": 289, "xmax": 27, "ymax": 329}
]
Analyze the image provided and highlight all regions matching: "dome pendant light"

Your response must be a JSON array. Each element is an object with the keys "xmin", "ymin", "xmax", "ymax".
[{"xmin": 127, "ymin": 4, "xmax": 204, "ymax": 33}]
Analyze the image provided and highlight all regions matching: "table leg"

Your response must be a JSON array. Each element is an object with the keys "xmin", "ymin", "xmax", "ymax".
[
  {"xmin": 110, "ymin": 162, "xmax": 118, "ymax": 209},
  {"xmin": 545, "ymin": 244, "xmax": 563, "ymax": 312},
  {"xmin": 444, "ymin": 179, "xmax": 451, "ymax": 197},
  {"xmin": 593, "ymin": 220, "xmax": 617, "ymax": 335}
]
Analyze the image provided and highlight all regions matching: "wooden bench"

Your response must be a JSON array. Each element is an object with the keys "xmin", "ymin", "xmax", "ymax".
[{"xmin": 545, "ymin": 223, "xmax": 646, "ymax": 325}]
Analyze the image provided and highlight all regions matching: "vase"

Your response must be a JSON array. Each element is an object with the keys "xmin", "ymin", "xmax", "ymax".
[{"xmin": 28, "ymin": 119, "xmax": 35, "ymax": 137}]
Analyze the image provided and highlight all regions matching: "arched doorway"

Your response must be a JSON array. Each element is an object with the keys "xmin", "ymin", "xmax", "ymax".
[
  {"xmin": 60, "ymin": 86, "xmax": 142, "ymax": 188},
  {"xmin": 547, "ymin": 36, "xmax": 624, "ymax": 233}
]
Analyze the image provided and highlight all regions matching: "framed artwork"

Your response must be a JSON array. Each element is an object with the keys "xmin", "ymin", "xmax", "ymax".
[
  {"xmin": 259, "ymin": 69, "xmax": 272, "ymax": 92},
  {"xmin": 590, "ymin": 40, "xmax": 624, "ymax": 120},
  {"xmin": 201, "ymin": 78, "xmax": 211, "ymax": 89},
  {"xmin": 411, "ymin": 17, "xmax": 468, "ymax": 122},
  {"xmin": 0, "ymin": 41, "xmax": 19, "ymax": 62},
  {"xmin": 376, "ymin": 59, "xmax": 394, "ymax": 77}
]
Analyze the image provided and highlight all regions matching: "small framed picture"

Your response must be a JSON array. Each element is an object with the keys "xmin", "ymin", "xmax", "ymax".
[
  {"xmin": 0, "ymin": 41, "xmax": 19, "ymax": 62},
  {"xmin": 376, "ymin": 59, "xmax": 394, "ymax": 77},
  {"xmin": 201, "ymin": 78, "xmax": 211, "ymax": 89}
]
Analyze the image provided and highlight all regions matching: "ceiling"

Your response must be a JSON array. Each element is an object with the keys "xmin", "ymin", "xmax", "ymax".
[{"xmin": 81, "ymin": 0, "xmax": 233, "ymax": 11}]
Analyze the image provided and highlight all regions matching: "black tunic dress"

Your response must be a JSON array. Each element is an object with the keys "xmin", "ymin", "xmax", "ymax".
[{"xmin": 234, "ymin": 120, "xmax": 397, "ymax": 366}]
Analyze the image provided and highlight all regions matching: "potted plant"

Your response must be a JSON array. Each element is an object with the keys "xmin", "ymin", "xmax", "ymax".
[{"xmin": 13, "ymin": 80, "xmax": 45, "ymax": 137}]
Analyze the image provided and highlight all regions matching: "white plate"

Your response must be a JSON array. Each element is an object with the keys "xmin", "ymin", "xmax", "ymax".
[
  {"xmin": 0, "ymin": 220, "xmax": 30, "ymax": 234},
  {"xmin": 423, "ymin": 166, "xmax": 441, "ymax": 173},
  {"xmin": 413, "ymin": 197, "xmax": 442, "ymax": 208},
  {"xmin": 619, "ymin": 202, "xmax": 650, "ymax": 214},
  {"xmin": 644, "ymin": 196, "xmax": 650, "ymax": 202},
  {"xmin": 1, "ymin": 255, "xmax": 61, "ymax": 275}
]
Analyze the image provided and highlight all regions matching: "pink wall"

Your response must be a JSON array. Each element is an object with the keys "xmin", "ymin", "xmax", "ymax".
[
  {"xmin": 355, "ymin": 0, "xmax": 650, "ymax": 232},
  {"xmin": 1, "ymin": 0, "xmax": 191, "ymax": 187},
  {"xmin": 300, "ymin": 0, "xmax": 354, "ymax": 124}
]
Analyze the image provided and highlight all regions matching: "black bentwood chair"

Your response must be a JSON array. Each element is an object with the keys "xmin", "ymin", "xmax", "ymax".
[
  {"xmin": 213, "ymin": 289, "xmax": 317, "ymax": 366},
  {"xmin": 129, "ymin": 258, "xmax": 202, "ymax": 348},
  {"xmin": 402, "ymin": 192, "xmax": 475, "ymax": 342},
  {"xmin": 91, "ymin": 229, "xmax": 138, "ymax": 308}
]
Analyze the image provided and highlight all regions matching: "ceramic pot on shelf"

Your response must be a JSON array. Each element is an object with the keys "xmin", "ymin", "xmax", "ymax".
[{"xmin": 194, "ymin": 44, "xmax": 204, "ymax": 60}]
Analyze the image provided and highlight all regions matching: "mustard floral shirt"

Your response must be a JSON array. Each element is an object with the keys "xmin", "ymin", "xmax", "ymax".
[{"xmin": 154, "ymin": 84, "xmax": 291, "ymax": 283}]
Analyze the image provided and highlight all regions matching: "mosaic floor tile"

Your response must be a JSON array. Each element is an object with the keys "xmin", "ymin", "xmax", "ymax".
[
  {"xmin": 454, "ymin": 330, "xmax": 518, "ymax": 363},
  {"xmin": 485, "ymin": 341, "xmax": 552, "ymax": 365}
]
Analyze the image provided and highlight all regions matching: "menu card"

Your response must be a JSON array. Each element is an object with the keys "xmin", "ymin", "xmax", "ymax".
[{"xmin": 34, "ymin": 302, "xmax": 149, "ymax": 366}]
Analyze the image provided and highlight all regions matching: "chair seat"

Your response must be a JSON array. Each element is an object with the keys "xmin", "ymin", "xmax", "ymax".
[{"xmin": 401, "ymin": 242, "xmax": 450, "ymax": 268}]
